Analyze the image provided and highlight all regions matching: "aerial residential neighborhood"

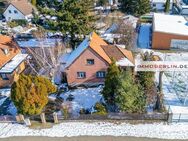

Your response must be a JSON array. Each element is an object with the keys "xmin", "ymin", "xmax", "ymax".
[{"xmin": 1, "ymin": 0, "xmax": 188, "ymax": 141}]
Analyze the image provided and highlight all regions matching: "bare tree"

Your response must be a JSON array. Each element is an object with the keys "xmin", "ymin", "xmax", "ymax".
[
  {"xmin": 26, "ymin": 28, "xmax": 66, "ymax": 84},
  {"xmin": 113, "ymin": 19, "xmax": 136, "ymax": 49}
]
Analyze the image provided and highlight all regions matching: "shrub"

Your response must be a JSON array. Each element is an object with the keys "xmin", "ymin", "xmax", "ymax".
[
  {"xmin": 11, "ymin": 75, "xmax": 57, "ymax": 116},
  {"xmin": 8, "ymin": 20, "xmax": 27, "ymax": 28},
  {"xmin": 66, "ymin": 94, "xmax": 74, "ymax": 101},
  {"xmin": 93, "ymin": 102, "xmax": 107, "ymax": 115},
  {"xmin": 62, "ymin": 107, "xmax": 69, "ymax": 119},
  {"xmin": 79, "ymin": 108, "xmax": 90, "ymax": 115}
]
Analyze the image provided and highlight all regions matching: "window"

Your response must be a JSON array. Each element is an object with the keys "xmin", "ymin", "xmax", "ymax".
[
  {"xmin": 14, "ymin": 10, "xmax": 18, "ymax": 14},
  {"xmin": 87, "ymin": 59, "xmax": 94, "ymax": 65},
  {"xmin": 0, "ymin": 74, "xmax": 9, "ymax": 80},
  {"xmin": 153, "ymin": 4, "xmax": 156, "ymax": 7},
  {"xmin": 96, "ymin": 71, "xmax": 106, "ymax": 78},
  {"xmin": 8, "ymin": 10, "xmax": 11, "ymax": 13},
  {"xmin": 77, "ymin": 72, "xmax": 86, "ymax": 79},
  {"xmin": 3, "ymin": 49, "xmax": 9, "ymax": 55}
]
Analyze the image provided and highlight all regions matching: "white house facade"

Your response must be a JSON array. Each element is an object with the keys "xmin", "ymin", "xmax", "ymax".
[
  {"xmin": 3, "ymin": 0, "xmax": 34, "ymax": 21},
  {"xmin": 4, "ymin": 4, "xmax": 26, "ymax": 21}
]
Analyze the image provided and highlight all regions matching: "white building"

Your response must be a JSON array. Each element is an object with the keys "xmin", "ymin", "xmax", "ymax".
[
  {"xmin": 150, "ymin": 0, "xmax": 173, "ymax": 11},
  {"xmin": 3, "ymin": 0, "xmax": 35, "ymax": 21}
]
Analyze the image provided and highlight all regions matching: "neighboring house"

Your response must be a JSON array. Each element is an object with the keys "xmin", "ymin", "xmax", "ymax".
[
  {"xmin": 150, "ymin": 0, "xmax": 173, "ymax": 11},
  {"xmin": 59, "ymin": 32, "xmax": 134, "ymax": 87},
  {"xmin": 0, "ymin": 35, "xmax": 27, "ymax": 88},
  {"xmin": 3, "ymin": 0, "xmax": 35, "ymax": 21},
  {"xmin": 152, "ymin": 13, "xmax": 188, "ymax": 50},
  {"xmin": 176, "ymin": 0, "xmax": 188, "ymax": 15}
]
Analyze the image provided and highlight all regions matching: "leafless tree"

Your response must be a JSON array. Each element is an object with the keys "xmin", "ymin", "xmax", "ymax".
[
  {"xmin": 26, "ymin": 28, "xmax": 66, "ymax": 84},
  {"xmin": 113, "ymin": 19, "xmax": 136, "ymax": 49}
]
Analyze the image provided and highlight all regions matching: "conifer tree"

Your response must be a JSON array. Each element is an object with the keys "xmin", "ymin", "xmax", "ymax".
[
  {"xmin": 37, "ymin": 0, "xmax": 96, "ymax": 49},
  {"xmin": 120, "ymin": 0, "xmax": 150, "ymax": 16},
  {"xmin": 11, "ymin": 75, "xmax": 57, "ymax": 116},
  {"xmin": 164, "ymin": 0, "xmax": 170, "ymax": 13},
  {"xmin": 115, "ymin": 70, "xmax": 146, "ymax": 113},
  {"xmin": 102, "ymin": 58, "xmax": 121, "ymax": 107},
  {"xmin": 137, "ymin": 52, "xmax": 156, "ymax": 105}
]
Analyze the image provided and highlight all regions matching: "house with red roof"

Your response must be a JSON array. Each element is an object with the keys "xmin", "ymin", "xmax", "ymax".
[
  {"xmin": 0, "ymin": 35, "xmax": 28, "ymax": 88},
  {"xmin": 59, "ymin": 32, "xmax": 134, "ymax": 87}
]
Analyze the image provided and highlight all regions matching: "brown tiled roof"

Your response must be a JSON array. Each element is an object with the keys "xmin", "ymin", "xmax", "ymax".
[
  {"xmin": 9, "ymin": 0, "xmax": 34, "ymax": 16},
  {"xmin": 101, "ymin": 45, "xmax": 134, "ymax": 64},
  {"xmin": 101, "ymin": 45, "xmax": 125, "ymax": 61},
  {"xmin": 118, "ymin": 47, "xmax": 134, "ymax": 64},
  {"xmin": 0, "ymin": 35, "xmax": 20, "ymax": 68}
]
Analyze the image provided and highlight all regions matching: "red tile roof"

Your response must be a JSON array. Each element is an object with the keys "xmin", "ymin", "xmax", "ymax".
[{"xmin": 0, "ymin": 35, "xmax": 20, "ymax": 68}]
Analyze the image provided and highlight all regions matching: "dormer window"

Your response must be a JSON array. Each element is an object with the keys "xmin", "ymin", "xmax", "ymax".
[{"xmin": 3, "ymin": 49, "xmax": 9, "ymax": 55}]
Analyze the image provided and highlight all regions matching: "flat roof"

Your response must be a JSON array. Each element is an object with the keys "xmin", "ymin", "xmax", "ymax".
[
  {"xmin": 153, "ymin": 13, "xmax": 188, "ymax": 36},
  {"xmin": 0, "ymin": 54, "xmax": 28, "ymax": 73}
]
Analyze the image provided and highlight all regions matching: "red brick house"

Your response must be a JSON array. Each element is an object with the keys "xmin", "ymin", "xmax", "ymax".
[{"xmin": 60, "ymin": 32, "xmax": 134, "ymax": 87}]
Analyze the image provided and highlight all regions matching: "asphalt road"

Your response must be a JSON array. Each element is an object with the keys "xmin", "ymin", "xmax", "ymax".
[{"xmin": 0, "ymin": 136, "xmax": 186, "ymax": 141}]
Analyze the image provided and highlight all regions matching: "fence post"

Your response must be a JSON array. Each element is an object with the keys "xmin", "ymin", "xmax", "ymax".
[
  {"xmin": 53, "ymin": 112, "xmax": 58, "ymax": 124},
  {"xmin": 178, "ymin": 113, "xmax": 181, "ymax": 122},
  {"xmin": 40, "ymin": 113, "xmax": 46, "ymax": 124},
  {"xmin": 19, "ymin": 114, "xmax": 24, "ymax": 121},
  {"xmin": 24, "ymin": 118, "xmax": 31, "ymax": 126},
  {"xmin": 167, "ymin": 106, "xmax": 173, "ymax": 123},
  {"xmin": 167, "ymin": 112, "xmax": 173, "ymax": 123}
]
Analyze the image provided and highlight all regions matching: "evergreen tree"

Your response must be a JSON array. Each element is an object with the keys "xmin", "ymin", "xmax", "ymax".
[
  {"xmin": 102, "ymin": 58, "xmax": 121, "ymax": 107},
  {"xmin": 97, "ymin": 0, "xmax": 108, "ymax": 6},
  {"xmin": 11, "ymin": 75, "xmax": 57, "ymax": 116},
  {"xmin": 164, "ymin": 0, "xmax": 170, "ymax": 13},
  {"xmin": 115, "ymin": 70, "xmax": 146, "ymax": 113},
  {"xmin": 37, "ymin": 0, "xmax": 96, "ymax": 49},
  {"xmin": 137, "ymin": 52, "xmax": 156, "ymax": 105},
  {"xmin": 120, "ymin": 0, "xmax": 150, "ymax": 16}
]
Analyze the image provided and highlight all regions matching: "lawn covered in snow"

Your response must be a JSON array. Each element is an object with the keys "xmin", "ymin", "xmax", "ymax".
[
  {"xmin": 1, "ymin": 122, "xmax": 188, "ymax": 139},
  {"xmin": 49, "ymin": 86, "xmax": 103, "ymax": 117}
]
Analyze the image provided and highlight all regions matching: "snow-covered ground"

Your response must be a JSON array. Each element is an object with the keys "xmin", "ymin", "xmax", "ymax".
[
  {"xmin": 60, "ymin": 87, "xmax": 102, "ymax": 111},
  {"xmin": 0, "ymin": 97, "xmax": 17, "ymax": 116},
  {"xmin": 1, "ymin": 122, "xmax": 188, "ymax": 139},
  {"xmin": 51, "ymin": 87, "xmax": 103, "ymax": 116},
  {"xmin": 150, "ymin": 51, "xmax": 188, "ymax": 121},
  {"xmin": 137, "ymin": 24, "xmax": 151, "ymax": 49}
]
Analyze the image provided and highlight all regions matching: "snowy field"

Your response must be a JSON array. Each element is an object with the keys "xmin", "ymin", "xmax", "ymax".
[{"xmin": 1, "ymin": 122, "xmax": 188, "ymax": 139}]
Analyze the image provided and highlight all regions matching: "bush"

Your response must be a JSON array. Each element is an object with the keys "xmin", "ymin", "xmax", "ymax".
[
  {"xmin": 66, "ymin": 94, "xmax": 74, "ymax": 101},
  {"xmin": 8, "ymin": 20, "xmax": 27, "ymax": 28},
  {"xmin": 79, "ymin": 108, "xmax": 90, "ymax": 115},
  {"xmin": 11, "ymin": 75, "xmax": 57, "ymax": 116},
  {"xmin": 62, "ymin": 107, "xmax": 69, "ymax": 119},
  {"xmin": 93, "ymin": 102, "xmax": 107, "ymax": 115}
]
